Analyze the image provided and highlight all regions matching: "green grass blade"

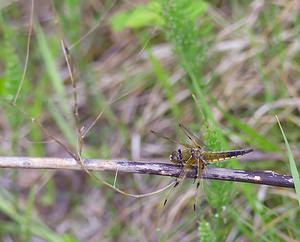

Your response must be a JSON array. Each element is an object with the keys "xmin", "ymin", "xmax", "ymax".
[
  {"xmin": 215, "ymin": 100, "xmax": 279, "ymax": 152},
  {"xmin": 35, "ymin": 22, "xmax": 77, "ymax": 148},
  {"xmin": 34, "ymin": 22, "xmax": 65, "ymax": 102},
  {"xmin": 276, "ymin": 116, "xmax": 300, "ymax": 207},
  {"xmin": 23, "ymin": 186, "xmax": 37, "ymax": 242},
  {"xmin": 147, "ymin": 49, "xmax": 180, "ymax": 119},
  {"xmin": 110, "ymin": 2, "xmax": 162, "ymax": 31},
  {"xmin": 0, "ymin": 188, "xmax": 66, "ymax": 242}
]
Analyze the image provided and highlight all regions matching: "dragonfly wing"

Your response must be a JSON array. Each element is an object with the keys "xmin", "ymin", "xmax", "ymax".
[
  {"xmin": 151, "ymin": 130, "xmax": 193, "ymax": 148},
  {"xmin": 179, "ymin": 123, "xmax": 203, "ymax": 149}
]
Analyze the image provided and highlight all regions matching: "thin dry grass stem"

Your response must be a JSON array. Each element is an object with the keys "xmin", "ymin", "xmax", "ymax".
[
  {"xmin": 34, "ymin": 118, "xmax": 76, "ymax": 158},
  {"xmin": 58, "ymin": 37, "xmax": 175, "ymax": 198},
  {"xmin": 33, "ymin": 116, "xmax": 175, "ymax": 198},
  {"xmin": 4, "ymin": 100, "xmax": 294, "ymax": 198},
  {"xmin": 60, "ymin": 40, "xmax": 83, "ymax": 156},
  {"xmin": 62, "ymin": 38, "xmax": 116, "ymax": 168},
  {"xmin": 34, "ymin": 171, "xmax": 55, "ymax": 196},
  {"xmin": 276, "ymin": 232, "xmax": 298, "ymax": 242},
  {"xmin": 60, "ymin": 40, "xmax": 97, "ymax": 191},
  {"xmin": 136, "ymin": 27, "xmax": 158, "ymax": 58},
  {"xmin": 13, "ymin": 0, "xmax": 34, "ymax": 104},
  {"xmin": 69, "ymin": 0, "xmax": 117, "ymax": 50},
  {"xmin": 88, "ymin": 171, "xmax": 175, "ymax": 198},
  {"xmin": 82, "ymin": 83, "xmax": 144, "ymax": 139},
  {"xmin": 101, "ymin": 192, "xmax": 163, "ymax": 241},
  {"xmin": 3, "ymin": 102, "xmax": 69, "ymax": 149},
  {"xmin": 257, "ymin": 209, "xmax": 294, "ymax": 237},
  {"xmin": 0, "ymin": 128, "xmax": 55, "ymax": 145},
  {"xmin": 82, "ymin": 107, "xmax": 105, "ymax": 138},
  {"xmin": 269, "ymin": 188, "xmax": 297, "ymax": 199},
  {"xmin": 60, "ymin": 41, "xmax": 78, "ymax": 118},
  {"xmin": 250, "ymin": 98, "xmax": 300, "ymax": 125},
  {"xmin": 23, "ymin": 139, "xmax": 55, "ymax": 144},
  {"xmin": 8, "ymin": 99, "xmax": 163, "ymax": 198},
  {"xmin": 0, "ymin": 156, "xmax": 295, "ymax": 189},
  {"xmin": 167, "ymin": 189, "xmax": 195, "ymax": 226},
  {"xmin": 113, "ymin": 168, "xmax": 119, "ymax": 188}
]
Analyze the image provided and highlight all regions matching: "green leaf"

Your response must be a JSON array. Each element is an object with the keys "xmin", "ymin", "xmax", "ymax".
[
  {"xmin": 276, "ymin": 116, "xmax": 300, "ymax": 207},
  {"xmin": 110, "ymin": 0, "xmax": 208, "ymax": 32},
  {"xmin": 110, "ymin": 2, "xmax": 162, "ymax": 32}
]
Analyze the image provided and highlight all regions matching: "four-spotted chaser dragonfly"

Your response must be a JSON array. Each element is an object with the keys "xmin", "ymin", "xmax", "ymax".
[{"xmin": 151, "ymin": 123, "xmax": 253, "ymax": 208}]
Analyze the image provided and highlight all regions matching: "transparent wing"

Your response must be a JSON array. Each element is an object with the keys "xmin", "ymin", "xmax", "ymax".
[
  {"xmin": 178, "ymin": 123, "xmax": 203, "ymax": 149},
  {"xmin": 151, "ymin": 130, "xmax": 193, "ymax": 148}
]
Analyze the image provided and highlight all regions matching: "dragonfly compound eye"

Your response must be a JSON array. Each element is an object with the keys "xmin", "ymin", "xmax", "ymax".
[{"xmin": 169, "ymin": 150, "xmax": 182, "ymax": 163}]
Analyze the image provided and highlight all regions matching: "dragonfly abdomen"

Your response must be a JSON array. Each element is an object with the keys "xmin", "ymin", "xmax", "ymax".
[{"xmin": 202, "ymin": 149, "xmax": 253, "ymax": 163}]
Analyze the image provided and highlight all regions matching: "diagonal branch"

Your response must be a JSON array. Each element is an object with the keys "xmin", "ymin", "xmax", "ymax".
[{"xmin": 0, "ymin": 156, "xmax": 294, "ymax": 188}]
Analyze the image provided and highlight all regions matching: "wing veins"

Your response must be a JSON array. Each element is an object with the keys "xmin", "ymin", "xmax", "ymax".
[
  {"xmin": 151, "ymin": 130, "xmax": 192, "ymax": 148},
  {"xmin": 179, "ymin": 123, "xmax": 202, "ymax": 149}
]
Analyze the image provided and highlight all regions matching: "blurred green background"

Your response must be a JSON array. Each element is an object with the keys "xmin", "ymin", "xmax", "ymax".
[{"xmin": 0, "ymin": 0, "xmax": 299, "ymax": 241}]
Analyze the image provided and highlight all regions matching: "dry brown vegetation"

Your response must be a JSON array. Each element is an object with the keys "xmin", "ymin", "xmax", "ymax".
[{"xmin": 0, "ymin": 1, "xmax": 299, "ymax": 241}]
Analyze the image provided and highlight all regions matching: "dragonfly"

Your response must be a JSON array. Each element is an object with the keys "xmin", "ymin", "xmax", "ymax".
[{"xmin": 151, "ymin": 123, "xmax": 253, "ymax": 209}]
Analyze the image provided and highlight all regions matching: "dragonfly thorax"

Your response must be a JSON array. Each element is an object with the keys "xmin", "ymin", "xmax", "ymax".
[
  {"xmin": 190, "ymin": 148, "xmax": 202, "ymax": 159},
  {"xmin": 169, "ymin": 148, "xmax": 204, "ymax": 164}
]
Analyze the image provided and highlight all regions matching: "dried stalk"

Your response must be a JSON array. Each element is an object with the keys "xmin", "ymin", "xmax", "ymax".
[{"xmin": 0, "ymin": 156, "xmax": 294, "ymax": 188}]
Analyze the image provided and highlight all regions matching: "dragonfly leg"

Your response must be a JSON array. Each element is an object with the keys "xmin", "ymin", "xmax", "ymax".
[
  {"xmin": 193, "ymin": 157, "xmax": 206, "ymax": 211},
  {"xmin": 163, "ymin": 156, "xmax": 192, "ymax": 206},
  {"xmin": 193, "ymin": 157, "xmax": 201, "ymax": 184}
]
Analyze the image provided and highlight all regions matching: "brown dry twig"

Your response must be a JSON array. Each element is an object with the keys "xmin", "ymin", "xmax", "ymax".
[{"xmin": 0, "ymin": 156, "xmax": 294, "ymax": 188}]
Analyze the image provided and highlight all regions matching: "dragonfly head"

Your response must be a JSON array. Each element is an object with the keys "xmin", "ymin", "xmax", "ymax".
[{"xmin": 169, "ymin": 149, "xmax": 183, "ymax": 164}]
